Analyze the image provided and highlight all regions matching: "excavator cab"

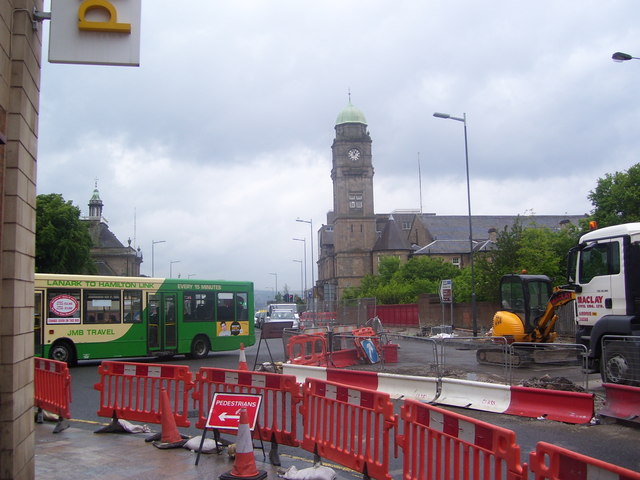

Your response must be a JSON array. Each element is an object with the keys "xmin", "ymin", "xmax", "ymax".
[
  {"xmin": 500, "ymin": 274, "xmax": 553, "ymax": 331},
  {"xmin": 480, "ymin": 274, "xmax": 576, "ymax": 365},
  {"xmin": 492, "ymin": 274, "xmax": 553, "ymax": 342}
]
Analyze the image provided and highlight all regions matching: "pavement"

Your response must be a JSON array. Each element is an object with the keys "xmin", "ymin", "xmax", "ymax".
[{"xmin": 35, "ymin": 419, "xmax": 342, "ymax": 480}]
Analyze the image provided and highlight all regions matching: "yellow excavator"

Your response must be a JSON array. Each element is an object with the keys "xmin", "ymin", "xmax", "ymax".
[{"xmin": 476, "ymin": 274, "xmax": 576, "ymax": 366}]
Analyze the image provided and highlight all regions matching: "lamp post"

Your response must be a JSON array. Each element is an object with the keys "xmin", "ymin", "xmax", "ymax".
[
  {"xmin": 170, "ymin": 260, "xmax": 180, "ymax": 278},
  {"xmin": 293, "ymin": 237, "xmax": 307, "ymax": 299},
  {"xmin": 612, "ymin": 52, "xmax": 639, "ymax": 62},
  {"xmin": 269, "ymin": 272, "xmax": 278, "ymax": 300},
  {"xmin": 151, "ymin": 240, "xmax": 166, "ymax": 277},
  {"xmin": 293, "ymin": 259, "xmax": 303, "ymax": 299},
  {"xmin": 296, "ymin": 218, "xmax": 314, "ymax": 310},
  {"xmin": 433, "ymin": 111, "xmax": 477, "ymax": 336}
]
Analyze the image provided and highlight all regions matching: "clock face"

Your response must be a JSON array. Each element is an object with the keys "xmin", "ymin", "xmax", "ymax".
[{"xmin": 347, "ymin": 148, "xmax": 361, "ymax": 161}]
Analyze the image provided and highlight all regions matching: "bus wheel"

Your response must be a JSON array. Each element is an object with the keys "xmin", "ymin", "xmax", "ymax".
[
  {"xmin": 601, "ymin": 343, "xmax": 638, "ymax": 385},
  {"xmin": 50, "ymin": 341, "xmax": 76, "ymax": 366},
  {"xmin": 189, "ymin": 336, "xmax": 210, "ymax": 359}
]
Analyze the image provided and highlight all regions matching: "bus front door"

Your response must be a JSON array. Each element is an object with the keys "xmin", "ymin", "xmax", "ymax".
[
  {"xmin": 147, "ymin": 293, "xmax": 177, "ymax": 354},
  {"xmin": 34, "ymin": 291, "xmax": 43, "ymax": 357}
]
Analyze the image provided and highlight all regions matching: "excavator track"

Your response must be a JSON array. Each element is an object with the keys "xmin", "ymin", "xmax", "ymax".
[
  {"xmin": 476, "ymin": 347, "xmax": 532, "ymax": 367},
  {"xmin": 476, "ymin": 345, "xmax": 578, "ymax": 367}
]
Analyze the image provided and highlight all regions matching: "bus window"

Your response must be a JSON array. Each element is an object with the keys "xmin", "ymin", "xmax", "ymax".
[
  {"xmin": 217, "ymin": 293, "xmax": 234, "ymax": 322},
  {"xmin": 34, "ymin": 291, "xmax": 43, "ymax": 357},
  {"xmin": 184, "ymin": 292, "xmax": 215, "ymax": 321},
  {"xmin": 46, "ymin": 289, "xmax": 81, "ymax": 325},
  {"xmin": 85, "ymin": 290, "xmax": 122, "ymax": 324},
  {"xmin": 124, "ymin": 291, "xmax": 142, "ymax": 323},
  {"xmin": 236, "ymin": 293, "xmax": 248, "ymax": 320}
]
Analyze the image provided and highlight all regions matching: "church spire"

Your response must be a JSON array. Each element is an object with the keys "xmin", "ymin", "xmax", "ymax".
[{"xmin": 88, "ymin": 180, "xmax": 104, "ymax": 220}]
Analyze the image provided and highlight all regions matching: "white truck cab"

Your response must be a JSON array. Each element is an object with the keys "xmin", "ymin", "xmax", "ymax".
[{"xmin": 567, "ymin": 223, "xmax": 640, "ymax": 384}]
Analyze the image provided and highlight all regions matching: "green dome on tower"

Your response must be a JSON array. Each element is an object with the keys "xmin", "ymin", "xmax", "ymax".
[{"xmin": 335, "ymin": 101, "xmax": 367, "ymax": 126}]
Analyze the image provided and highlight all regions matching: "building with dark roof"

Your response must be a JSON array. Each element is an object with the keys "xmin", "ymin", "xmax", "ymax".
[
  {"xmin": 316, "ymin": 103, "xmax": 585, "ymax": 302},
  {"xmin": 83, "ymin": 186, "xmax": 143, "ymax": 276}
]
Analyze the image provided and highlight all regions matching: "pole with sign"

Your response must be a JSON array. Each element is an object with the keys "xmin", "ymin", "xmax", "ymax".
[{"xmin": 439, "ymin": 279, "xmax": 453, "ymax": 326}]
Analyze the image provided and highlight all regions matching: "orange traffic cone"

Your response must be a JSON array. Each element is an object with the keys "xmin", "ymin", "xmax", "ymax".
[
  {"xmin": 219, "ymin": 408, "xmax": 266, "ymax": 480},
  {"xmin": 151, "ymin": 388, "xmax": 188, "ymax": 449},
  {"xmin": 238, "ymin": 343, "xmax": 248, "ymax": 371}
]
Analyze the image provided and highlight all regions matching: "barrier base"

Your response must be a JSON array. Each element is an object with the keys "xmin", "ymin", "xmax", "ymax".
[{"xmin": 219, "ymin": 470, "xmax": 267, "ymax": 480}]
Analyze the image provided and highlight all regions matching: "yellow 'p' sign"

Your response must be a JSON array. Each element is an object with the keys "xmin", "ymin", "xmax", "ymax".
[{"xmin": 78, "ymin": 0, "xmax": 131, "ymax": 34}]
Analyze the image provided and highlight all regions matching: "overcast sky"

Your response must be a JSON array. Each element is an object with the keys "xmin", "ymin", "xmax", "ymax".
[{"xmin": 37, "ymin": 1, "xmax": 640, "ymax": 296}]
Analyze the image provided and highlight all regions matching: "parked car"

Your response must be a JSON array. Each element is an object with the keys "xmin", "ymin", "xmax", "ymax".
[{"xmin": 264, "ymin": 309, "xmax": 299, "ymax": 329}]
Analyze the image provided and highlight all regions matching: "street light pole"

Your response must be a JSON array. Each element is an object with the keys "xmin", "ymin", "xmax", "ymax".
[
  {"xmin": 269, "ymin": 272, "xmax": 278, "ymax": 300},
  {"xmin": 433, "ymin": 111, "xmax": 477, "ymax": 336},
  {"xmin": 170, "ymin": 260, "xmax": 180, "ymax": 278},
  {"xmin": 296, "ymin": 218, "xmax": 314, "ymax": 311},
  {"xmin": 293, "ymin": 259, "xmax": 303, "ymax": 299},
  {"xmin": 151, "ymin": 240, "xmax": 166, "ymax": 277},
  {"xmin": 293, "ymin": 237, "xmax": 307, "ymax": 298}
]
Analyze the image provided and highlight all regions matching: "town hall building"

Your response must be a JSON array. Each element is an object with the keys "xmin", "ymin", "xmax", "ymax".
[{"xmin": 316, "ymin": 102, "xmax": 585, "ymax": 302}]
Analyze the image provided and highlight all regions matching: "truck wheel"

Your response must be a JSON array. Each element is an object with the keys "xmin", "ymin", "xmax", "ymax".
[
  {"xmin": 189, "ymin": 336, "xmax": 210, "ymax": 359},
  {"xmin": 601, "ymin": 343, "xmax": 638, "ymax": 385},
  {"xmin": 49, "ymin": 341, "xmax": 76, "ymax": 367}
]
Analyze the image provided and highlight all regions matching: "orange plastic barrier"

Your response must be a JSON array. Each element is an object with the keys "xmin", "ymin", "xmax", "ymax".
[
  {"xmin": 398, "ymin": 398, "xmax": 526, "ymax": 480},
  {"xmin": 300, "ymin": 378, "xmax": 397, "ymax": 480},
  {"xmin": 529, "ymin": 441, "xmax": 640, "ymax": 480},
  {"xmin": 93, "ymin": 361, "xmax": 194, "ymax": 427},
  {"xmin": 192, "ymin": 367, "xmax": 303, "ymax": 446},
  {"xmin": 34, "ymin": 358, "xmax": 72, "ymax": 420},
  {"xmin": 287, "ymin": 334, "xmax": 328, "ymax": 366},
  {"xmin": 599, "ymin": 383, "xmax": 640, "ymax": 424}
]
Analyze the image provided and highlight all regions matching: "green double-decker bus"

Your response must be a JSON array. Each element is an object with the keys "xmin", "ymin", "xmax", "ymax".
[{"xmin": 34, "ymin": 273, "xmax": 255, "ymax": 365}]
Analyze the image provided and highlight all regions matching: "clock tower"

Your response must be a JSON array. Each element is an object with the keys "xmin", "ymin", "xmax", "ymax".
[{"xmin": 329, "ymin": 100, "xmax": 377, "ymax": 297}]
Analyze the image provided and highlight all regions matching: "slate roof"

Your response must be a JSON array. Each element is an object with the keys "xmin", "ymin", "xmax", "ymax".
[
  {"xmin": 373, "ymin": 216, "xmax": 412, "ymax": 251},
  {"xmin": 416, "ymin": 214, "xmax": 584, "ymax": 241}
]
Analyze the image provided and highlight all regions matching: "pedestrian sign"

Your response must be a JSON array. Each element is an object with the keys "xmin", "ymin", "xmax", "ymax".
[{"xmin": 205, "ymin": 392, "xmax": 262, "ymax": 430}]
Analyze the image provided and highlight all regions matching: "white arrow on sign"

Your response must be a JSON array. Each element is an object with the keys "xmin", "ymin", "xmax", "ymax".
[{"xmin": 218, "ymin": 411, "xmax": 240, "ymax": 422}]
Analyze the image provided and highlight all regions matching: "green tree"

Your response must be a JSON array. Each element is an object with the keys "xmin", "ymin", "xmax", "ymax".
[
  {"xmin": 588, "ymin": 163, "xmax": 640, "ymax": 227},
  {"xmin": 343, "ymin": 255, "xmax": 462, "ymax": 304},
  {"xmin": 36, "ymin": 194, "xmax": 97, "ymax": 274},
  {"xmin": 474, "ymin": 218, "xmax": 580, "ymax": 302}
]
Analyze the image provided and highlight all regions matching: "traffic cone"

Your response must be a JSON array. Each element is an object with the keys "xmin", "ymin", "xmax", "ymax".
[
  {"xmin": 219, "ymin": 408, "xmax": 266, "ymax": 480},
  {"xmin": 238, "ymin": 343, "xmax": 248, "ymax": 371},
  {"xmin": 151, "ymin": 388, "xmax": 188, "ymax": 449}
]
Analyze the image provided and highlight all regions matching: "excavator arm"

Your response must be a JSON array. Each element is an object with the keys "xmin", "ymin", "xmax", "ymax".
[{"xmin": 526, "ymin": 288, "xmax": 576, "ymax": 343}]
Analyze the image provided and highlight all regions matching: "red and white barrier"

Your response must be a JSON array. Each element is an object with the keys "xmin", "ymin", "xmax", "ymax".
[
  {"xmin": 283, "ymin": 363, "xmax": 439, "ymax": 402},
  {"xmin": 506, "ymin": 386, "xmax": 594, "ymax": 424},
  {"xmin": 438, "ymin": 378, "xmax": 512, "ymax": 413},
  {"xmin": 529, "ymin": 441, "xmax": 640, "ymax": 480},
  {"xmin": 301, "ymin": 378, "xmax": 397, "ymax": 480},
  {"xmin": 599, "ymin": 383, "xmax": 640, "ymax": 424},
  {"xmin": 398, "ymin": 399, "xmax": 527, "ymax": 480},
  {"xmin": 284, "ymin": 364, "xmax": 594, "ymax": 423},
  {"xmin": 94, "ymin": 361, "xmax": 194, "ymax": 427}
]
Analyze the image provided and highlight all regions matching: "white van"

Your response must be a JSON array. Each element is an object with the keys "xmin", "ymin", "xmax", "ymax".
[{"xmin": 267, "ymin": 303, "xmax": 297, "ymax": 317}]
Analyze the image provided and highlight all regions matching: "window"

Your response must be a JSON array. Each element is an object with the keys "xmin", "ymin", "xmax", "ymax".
[
  {"xmin": 452, "ymin": 257, "xmax": 461, "ymax": 268},
  {"xmin": 183, "ymin": 291, "xmax": 215, "ymax": 322},
  {"xmin": 349, "ymin": 192, "xmax": 363, "ymax": 209},
  {"xmin": 84, "ymin": 290, "xmax": 121, "ymax": 324},
  {"xmin": 124, "ymin": 291, "xmax": 142, "ymax": 323},
  {"xmin": 46, "ymin": 289, "xmax": 81, "ymax": 325},
  {"xmin": 402, "ymin": 221, "xmax": 411, "ymax": 230},
  {"xmin": 579, "ymin": 242, "xmax": 620, "ymax": 284}
]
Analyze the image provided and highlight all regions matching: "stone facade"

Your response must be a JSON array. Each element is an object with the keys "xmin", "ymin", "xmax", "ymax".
[{"xmin": 0, "ymin": 2, "xmax": 43, "ymax": 479}]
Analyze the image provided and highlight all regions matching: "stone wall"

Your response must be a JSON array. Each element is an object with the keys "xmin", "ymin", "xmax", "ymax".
[{"xmin": 0, "ymin": 2, "xmax": 42, "ymax": 479}]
